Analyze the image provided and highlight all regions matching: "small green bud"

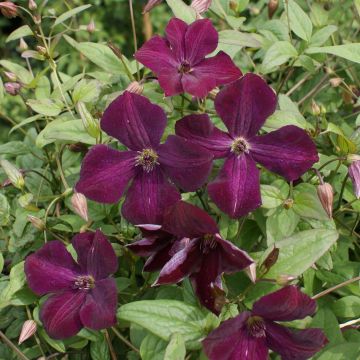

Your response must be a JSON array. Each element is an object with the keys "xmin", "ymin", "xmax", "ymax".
[
  {"xmin": 76, "ymin": 102, "xmax": 100, "ymax": 138},
  {"xmin": 0, "ymin": 159, "xmax": 25, "ymax": 189}
]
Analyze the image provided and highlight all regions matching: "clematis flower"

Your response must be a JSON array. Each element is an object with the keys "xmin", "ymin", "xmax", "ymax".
[
  {"xmin": 349, "ymin": 160, "xmax": 360, "ymax": 198},
  {"xmin": 25, "ymin": 230, "xmax": 118, "ymax": 339},
  {"xmin": 153, "ymin": 201, "xmax": 254, "ymax": 314},
  {"xmin": 75, "ymin": 91, "xmax": 213, "ymax": 225},
  {"xmin": 203, "ymin": 286, "xmax": 328, "ymax": 360},
  {"xmin": 176, "ymin": 73, "xmax": 319, "ymax": 218},
  {"xmin": 134, "ymin": 18, "xmax": 241, "ymax": 98}
]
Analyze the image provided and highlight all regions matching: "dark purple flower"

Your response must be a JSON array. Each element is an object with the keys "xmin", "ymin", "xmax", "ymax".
[
  {"xmin": 25, "ymin": 230, "xmax": 118, "ymax": 339},
  {"xmin": 349, "ymin": 160, "xmax": 360, "ymax": 198},
  {"xmin": 153, "ymin": 201, "xmax": 253, "ymax": 314},
  {"xmin": 75, "ymin": 91, "xmax": 213, "ymax": 225},
  {"xmin": 176, "ymin": 73, "xmax": 319, "ymax": 218},
  {"xmin": 134, "ymin": 18, "xmax": 241, "ymax": 98},
  {"xmin": 203, "ymin": 286, "xmax": 328, "ymax": 360}
]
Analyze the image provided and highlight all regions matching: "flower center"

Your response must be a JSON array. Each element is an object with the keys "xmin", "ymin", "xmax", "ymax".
[
  {"xmin": 230, "ymin": 137, "xmax": 250, "ymax": 156},
  {"xmin": 135, "ymin": 148, "xmax": 159, "ymax": 172},
  {"xmin": 247, "ymin": 316, "xmax": 266, "ymax": 338},
  {"xmin": 73, "ymin": 275, "xmax": 95, "ymax": 290},
  {"xmin": 200, "ymin": 234, "xmax": 218, "ymax": 254},
  {"xmin": 178, "ymin": 61, "xmax": 192, "ymax": 74}
]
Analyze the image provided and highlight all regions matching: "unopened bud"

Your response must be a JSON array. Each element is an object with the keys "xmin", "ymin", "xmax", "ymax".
[
  {"xmin": 191, "ymin": 0, "xmax": 212, "ymax": 14},
  {"xmin": 87, "ymin": 19, "xmax": 95, "ymax": 33},
  {"xmin": 349, "ymin": 160, "xmax": 360, "ymax": 199},
  {"xmin": 33, "ymin": 13, "xmax": 41, "ymax": 24},
  {"xmin": 268, "ymin": 0, "xmax": 279, "ymax": 19},
  {"xmin": 244, "ymin": 263, "xmax": 257, "ymax": 283},
  {"xmin": 19, "ymin": 38, "xmax": 28, "ymax": 52},
  {"xmin": 71, "ymin": 192, "xmax": 89, "ymax": 221},
  {"xmin": 261, "ymin": 247, "xmax": 279, "ymax": 272},
  {"xmin": 126, "ymin": 81, "xmax": 144, "ymax": 95},
  {"xmin": 229, "ymin": 0, "xmax": 237, "ymax": 11},
  {"xmin": 27, "ymin": 215, "xmax": 45, "ymax": 230},
  {"xmin": 311, "ymin": 100, "xmax": 321, "ymax": 116},
  {"xmin": 325, "ymin": 67, "xmax": 334, "ymax": 74},
  {"xmin": 36, "ymin": 45, "xmax": 46, "ymax": 56},
  {"xmin": 68, "ymin": 142, "xmax": 88, "ymax": 153},
  {"xmin": 249, "ymin": 6, "xmax": 260, "ymax": 15},
  {"xmin": 4, "ymin": 82, "xmax": 21, "ymax": 96},
  {"xmin": 28, "ymin": 0, "xmax": 36, "ymax": 10},
  {"xmin": 76, "ymin": 102, "xmax": 100, "ymax": 138},
  {"xmin": 18, "ymin": 193, "xmax": 33, "ymax": 208},
  {"xmin": 18, "ymin": 320, "xmax": 37, "ymax": 345},
  {"xmin": 4, "ymin": 71, "xmax": 16, "ymax": 81},
  {"xmin": 0, "ymin": 1, "xmax": 18, "ymax": 18},
  {"xmin": 347, "ymin": 154, "xmax": 360, "ymax": 163},
  {"xmin": 143, "ymin": 0, "xmax": 162, "ymax": 13},
  {"xmin": 276, "ymin": 274, "xmax": 297, "ymax": 286},
  {"xmin": 283, "ymin": 198, "xmax": 294, "ymax": 209},
  {"xmin": 1, "ymin": 159, "xmax": 25, "ymax": 189},
  {"xmin": 317, "ymin": 183, "xmax": 333, "ymax": 218},
  {"xmin": 330, "ymin": 77, "xmax": 342, "ymax": 87}
]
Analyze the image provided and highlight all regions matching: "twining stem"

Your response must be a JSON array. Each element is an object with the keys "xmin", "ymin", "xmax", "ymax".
[
  {"xmin": 336, "ymin": 173, "xmax": 349, "ymax": 210},
  {"xmin": 0, "ymin": 331, "xmax": 30, "ymax": 360},
  {"xmin": 312, "ymin": 276, "xmax": 360, "ymax": 300},
  {"xmin": 111, "ymin": 327, "xmax": 139, "ymax": 354},
  {"xmin": 129, "ymin": 0, "xmax": 140, "ymax": 80},
  {"xmin": 105, "ymin": 330, "xmax": 117, "ymax": 360}
]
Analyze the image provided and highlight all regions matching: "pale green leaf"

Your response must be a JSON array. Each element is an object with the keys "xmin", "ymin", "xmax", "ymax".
[
  {"xmin": 0, "ymin": 60, "xmax": 33, "ymax": 84},
  {"xmin": 27, "ymin": 99, "xmax": 63, "ymax": 117},
  {"xmin": 9, "ymin": 115, "xmax": 43, "ymax": 135},
  {"xmin": 0, "ymin": 253, "xmax": 3, "ymax": 273},
  {"xmin": 316, "ymin": 343, "xmax": 360, "ymax": 360},
  {"xmin": 287, "ymin": 0, "xmax": 313, "ymax": 41},
  {"xmin": 54, "ymin": 4, "xmax": 92, "ymax": 26},
  {"xmin": 140, "ymin": 334, "xmax": 167, "ymax": 360},
  {"xmin": 166, "ymin": 0, "xmax": 196, "ymax": 24},
  {"xmin": 6, "ymin": 25, "xmax": 33, "ymax": 43},
  {"xmin": 164, "ymin": 333, "xmax": 186, "ymax": 360},
  {"xmin": 332, "ymin": 296, "xmax": 360, "ymax": 318},
  {"xmin": 309, "ymin": 25, "xmax": 337, "ymax": 47},
  {"xmin": 262, "ymin": 41, "xmax": 298, "ymax": 72},
  {"xmin": 0, "ymin": 194, "xmax": 10, "ymax": 227},
  {"xmin": 306, "ymin": 44, "xmax": 360, "ymax": 64}
]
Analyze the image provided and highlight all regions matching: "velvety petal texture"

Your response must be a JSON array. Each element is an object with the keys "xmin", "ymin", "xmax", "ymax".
[{"xmin": 349, "ymin": 160, "xmax": 360, "ymax": 198}]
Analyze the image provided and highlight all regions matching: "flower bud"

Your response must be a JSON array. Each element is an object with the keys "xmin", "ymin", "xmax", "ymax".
[
  {"xmin": 311, "ymin": 100, "xmax": 321, "ymax": 116},
  {"xmin": 126, "ymin": 81, "xmax": 144, "ymax": 95},
  {"xmin": 143, "ymin": 0, "xmax": 162, "ymax": 13},
  {"xmin": 347, "ymin": 154, "xmax": 360, "ymax": 162},
  {"xmin": 76, "ymin": 102, "xmax": 100, "ymax": 139},
  {"xmin": 261, "ymin": 247, "xmax": 279, "ymax": 272},
  {"xmin": 33, "ymin": 13, "xmax": 41, "ymax": 24},
  {"xmin": 283, "ymin": 198, "xmax": 294, "ymax": 209},
  {"xmin": 349, "ymin": 160, "xmax": 360, "ymax": 199},
  {"xmin": 27, "ymin": 215, "xmax": 45, "ymax": 230},
  {"xmin": 71, "ymin": 192, "xmax": 89, "ymax": 221},
  {"xmin": 244, "ymin": 263, "xmax": 257, "ymax": 283},
  {"xmin": 268, "ymin": 0, "xmax": 279, "ymax": 19},
  {"xmin": 276, "ymin": 274, "xmax": 297, "ymax": 286},
  {"xmin": 330, "ymin": 77, "xmax": 342, "ymax": 87},
  {"xmin": 4, "ymin": 71, "xmax": 16, "ymax": 81},
  {"xmin": 0, "ymin": 159, "xmax": 25, "ymax": 189},
  {"xmin": 0, "ymin": 1, "xmax": 18, "ymax": 18},
  {"xmin": 18, "ymin": 320, "xmax": 37, "ymax": 345},
  {"xmin": 87, "ymin": 19, "xmax": 95, "ymax": 33},
  {"xmin": 19, "ymin": 38, "xmax": 28, "ymax": 52},
  {"xmin": 4, "ymin": 82, "xmax": 21, "ymax": 96},
  {"xmin": 317, "ymin": 182, "xmax": 333, "ymax": 218},
  {"xmin": 28, "ymin": 0, "xmax": 37, "ymax": 10},
  {"xmin": 191, "ymin": 0, "xmax": 212, "ymax": 15},
  {"xmin": 229, "ymin": 0, "xmax": 237, "ymax": 11},
  {"xmin": 68, "ymin": 142, "xmax": 88, "ymax": 153},
  {"xmin": 18, "ymin": 193, "xmax": 33, "ymax": 208},
  {"xmin": 36, "ymin": 45, "xmax": 46, "ymax": 56},
  {"xmin": 249, "ymin": 6, "xmax": 260, "ymax": 15}
]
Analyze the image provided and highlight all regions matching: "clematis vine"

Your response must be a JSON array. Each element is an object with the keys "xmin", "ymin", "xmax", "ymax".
[
  {"xmin": 25, "ymin": 230, "xmax": 118, "ymax": 339},
  {"xmin": 203, "ymin": 286, "xmax": 328, "ymax": 360},
  {"xmin": 150, "ymin": 201, "xmax": 254, "ymax": 314},
  {"xmin": 176, "ymin": 73, "xmax": 319, "ymax": 218},
  {"xmin": 75, "ymin": 91, "xmax": 213, "ymax": 224},
  {"xmin": 135, "ymin": 18, "xmax": 241, "ymax": 98}
]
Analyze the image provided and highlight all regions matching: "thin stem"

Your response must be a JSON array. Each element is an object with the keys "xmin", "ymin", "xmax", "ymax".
[
  {"xmin": 111, "ymin": 327, "xmax": 139, "ymax": 354},
  {"xmin": 312, "ymin": 276, "xmax": 360, "ymax": 300},
  {"xmin": 336, "ymin": 173, "xmax": 349, "ymax": 210},
  {"xmin": 105, "ymin": 330, "xmax": 117, "ymax": 360},
  {"xmin": 0, "ymin": 331, "xmax": 30, "ymax": 360},
  {"xmin": 129, "ymin": 0, "xmax": 140, "ymax": 80},
  {"xmin": 55, "ymin": 154, "xmax": 70, "ymax": 189},
  {"xmin": 340, "ymin": 317, "xmax": 360, "ymax": 329}
]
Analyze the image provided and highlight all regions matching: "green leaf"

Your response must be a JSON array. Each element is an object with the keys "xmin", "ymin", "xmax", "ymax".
[
  {"xmin": 306, "ymin": 44, "xmax": 360, "ymax": 64},
  {"xmin": 264, "ymin": 229, "xmax": 339, "ymax": 278},
  {"xmin": 287, "ymin": 0, "xmax": 313, "ymax": 41},
  {"xmin": 90, "ymin": 333, "xmax": 110, "ymax": 360},
  {"xmin": 261, "ymin": 185, "xmax": 285, "ymax": 209},
  {"xmin": 72, "ymin": 79, "xmax": 102, "ymax": 103},
  {"xmin": 0, "ymin": 77, "xmax": 4, "ymax": 103},
  {"xmin": 0, "ymin": 141, "xmax": 30, "ymax": 156},
  {"xmin": 309, "ymin": 25, "xmax": 337, "ymax": 47},
  {"xmin": 316, "ymin": 343, "xmax": 360, "ymax": 360},
  {"xmin": 311, "ymin": 307, "xmax": 343, "ymax": 344},
  {"xmin": 262, "ymin": 41, "xmax": 298, "ymax": 72},
  {"xmin": 117, "ymin": 300, "xmax": 219, "ymax": 350},
  {"xmin": 0, "ymin": 60, "xmax": 33, "ymax": 84},
  {"xmin": 140, "ymin": 334, "xmax": 167, "ymax": 360},
  {"xmin": 27, "ymin": 99, "xmax": 63, "ymax": 117},
  {"xmin": 9, "ymin": 115, "xmax": 43, "ymax": 135},
  {"xmin": 165, "ymin": 0, "xmax": 196, "ymax": 24},
  {"xmin": 54, "ymin": 4, "xmax": 92, "ymax": 26},
  {"xmin": 6, "ymin": 25, "xmax": 33, "ymax": 43},
  {"xmin": 164, "ymin": 333, "xmax": 186, "ymax": 360},
  {"xmin": 332, "ymin": 296, "xmax": 360, "ymax": 318},
  {"xmin": 0, "ymin": 253, "xmax": 4, "ymax": 273},
  {"xmin": 40, "ymin": 330, "xmax": 66, "ymax": 352}
]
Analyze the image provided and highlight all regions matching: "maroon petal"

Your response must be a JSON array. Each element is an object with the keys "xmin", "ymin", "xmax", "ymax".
[
  {"xmin": 165, "ymin": 18, "xmax": 187, "ymax": 60},
  {"xmin": 154, "ymin": 239, "xmax": 201, "ymax": 285},
  {"xmin": 101, "ymin": 92, "xmax": 167, "ymax": 150},
  {"xmin": 40, "ymin": 291, "xmax": 86, "ymax": 339},
  {"xmin": 182, "ymin": 52, "xmax": 242, "ymax": 98},
  {"xmin": 135, "ymin": 35, "xmax": 178, "ymax": 74},
  {"xmin": 265, "ymin": 322, "xmax": 328, "ymax": 360},
  {"xmin": 158, "ymin": 135, "xmax": 213, "ymax": 191},
  {"xmin": 75, "ymin": 145, "xmax": 136, "ymax": 204},
  {"xmin": 72, "ymin": 230, "xmax": 118, "ymax": 280},
  {"xmin": 252, "ymin": 286, "xmax": 317, "ymax": 322},
  {"xmin": 349, "ymin": 160, "xmax": 360, "ymax": 198},
  {"xmin": 158, "ymin": 67, "xmax": 183, "ymax": 96},
  {"xmin": 80, "ymin": 278, "xmax": 117, "ymax": 331},
  {"xmin": 208, "ymin": 154, "xmax": 261, "ymax": 218},
  {"xmin": 175, "ymin": 113, "xmax": 232, "ymax": 158},
  {"xmin": 162, "ymin": 201, "xmax": 219, "ymax": 238},
  {"xmin": 127, "ymin": 236, "xmax": 165, "ymax": 257},
  {"xmin": 143, "ymin": 241, "xmax": 175, "ymax": 272},
  {"xmin": 250, "ymin": 125, "xmax": 319, "ymax": 181},
  {"xmin": 217, "ymin": 235, "xmax": 254, "ymax": 273},
  {"xmin": 185, "ymin": 19, "xmax": 218, "ymax": 64},
  {"xmin": 215, "ymin": 73, "xmax": 277, "ymax": 138},
  {"xmin": 122, "ymin": 168, "xmax": 180, "ymax": 225},
  {"xmin": 25, "ymin": 241, "xmax": 80, "ymax": 296},
  {"xmin": 203, "ymin": 312, "xmax": 269, "ymax": 360}
]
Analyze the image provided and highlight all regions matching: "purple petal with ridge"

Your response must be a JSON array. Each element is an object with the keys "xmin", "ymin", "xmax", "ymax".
[
  {"xmin": 349, "ymin": 160, "xmax": 360, "ymax": 198},
  {"xmin": 165, "ymin": 18, "xmax": 187, "ymax": 61},
  {"xmin": 208, "ymin": 154, "xmax": 261, "ymax": 218},
  {"xmin": 72, "ymin": 230, "xmax": 118, "ymax": 280},
  {"xmin": 25, "ymin": 241, "xmax": 80, "ymax": 296},
  {"xmin": 101, "ymin": 92, "xmax": 167, "ymax": 150},
  {"xmin": 215, "ymin": 73, "xmax": 277, "ymax": 138},
  {"xmin": 158, "ymin": 67, "xmax": 183, "ymax": 96},
  {"xmin": 143, "ymin": 241, "xmax": 176, "ymax": 272},
  {"xmin": 75, "ymin": 145, "xmax": 136, "ymax": 204},
  {"xmin": 252, "ymin": 286, "xmax": 317, "ymax": 321},
  {"xmin": 250, "ymin": 125, "xmax": 319, "ymax": 181}
]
